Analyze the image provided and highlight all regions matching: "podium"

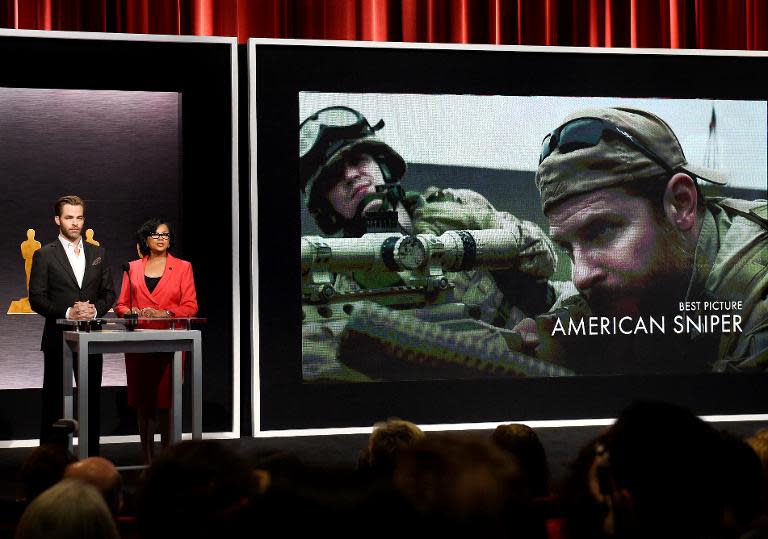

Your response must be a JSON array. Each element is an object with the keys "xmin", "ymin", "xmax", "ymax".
[{"xmin": 58, "ymin": 318, "xmax": 205, "ymax": 459}]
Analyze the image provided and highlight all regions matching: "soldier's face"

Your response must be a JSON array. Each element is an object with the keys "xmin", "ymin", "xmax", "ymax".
[
  {"xmin": 326, "ymin": 153, "xmax": 385, "ymax": 220},
  {"xmin": 55, "ymin": 204, "xmax": 85, "ymax": 243},
  {"xmin": 548, "ymin": 186, "xmax": 692, "ymax": 316}
]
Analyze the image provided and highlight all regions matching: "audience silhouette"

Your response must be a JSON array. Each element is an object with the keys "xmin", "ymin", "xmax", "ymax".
[{"xmin": 3, "ymin": 401, "xmax": 767, "ymax": 539}]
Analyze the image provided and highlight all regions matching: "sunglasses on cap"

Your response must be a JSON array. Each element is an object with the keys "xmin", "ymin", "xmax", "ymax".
[
  {"xmin": 299, "ymin": 106, "xmax": 384, "ymax": 160},
  {"xmin": 539, "ymin": 117, "xmax": 673, "ymax": 173}
]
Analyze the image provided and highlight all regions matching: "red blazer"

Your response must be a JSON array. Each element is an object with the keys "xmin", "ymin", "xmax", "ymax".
[{"xmin": 115, "ymin": 254, "xmax": 198, "ymax": 320}]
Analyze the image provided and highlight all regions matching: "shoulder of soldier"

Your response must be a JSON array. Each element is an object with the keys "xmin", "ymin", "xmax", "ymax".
[
  {"xmin": 710, "ymin": 197, "xmax": 768, "ymax": 229},
  {"xmin": 422, "ymin": 186, "xmax": 493, "ymax": 208},
  {"xmin": 705, "ymin": 199, "xmax": 768, "ymax": 326},
  {"xmin": 707, "ymin": 199, "xmax": 768, "ymax": 272}
]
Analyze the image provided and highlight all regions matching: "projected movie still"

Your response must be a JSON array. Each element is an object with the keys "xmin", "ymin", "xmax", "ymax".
[{"xmin": 300, "ymin": 93, "xmax": 767, "ymax": 383}]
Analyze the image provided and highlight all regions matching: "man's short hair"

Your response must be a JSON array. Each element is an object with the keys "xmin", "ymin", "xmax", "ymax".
[
  {"xmin": 603, "ymin": 400, "xmax": 725, "ymax": 536},
  {"xmin": 366, "ymin": 418, "xmax": 425, "ymax": 474},
  {"xmin": 64, "ymin": 457, "xmax": 123, "ymax": 516},
  {"xmin": 620, "ymin": 173, "xmax": 707, "ymax": 220},
  {"xmin": 19, "ymin": 443, "xmax": 77, "ymax": 502},
  {"xmin": 15, "ymin": 479, "xmax": 119, "ymax": 539},
  {"xmin": 491, "ymin": 423, "xmax": 550, "ymax": 497},
  {"xmin": 54, "ymin": 195, "xmax": 85, "ymax": 217},
  {"xmin": 393, "ymin": 435, "xmax": 542, "ymax": 536},
  {"xmin": 138, "ymin": 440, "xmax": 259, "ymax": 539}
]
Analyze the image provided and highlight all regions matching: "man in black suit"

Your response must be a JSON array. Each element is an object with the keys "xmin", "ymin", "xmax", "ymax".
[{"xmin": 29, "ymin": 195, "xmax": 115, "ymax": 454}]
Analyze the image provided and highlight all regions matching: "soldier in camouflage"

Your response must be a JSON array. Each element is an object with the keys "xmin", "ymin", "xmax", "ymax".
[
  {"xmin": 300, "ymin": 106, "xmax": 559, "ymax": 380},
  {"xmin": 517, "ymin": 106, "xmax": 768, "ymax": 373},
  {"xmin": 301, "ymin": 106, "xmax": 558, "ymax": 328}
]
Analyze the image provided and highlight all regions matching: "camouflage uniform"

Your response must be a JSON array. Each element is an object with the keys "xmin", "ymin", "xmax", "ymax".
[{"xmin": 693, "ymin": 199, "xmax": 768, "ymax": 371}]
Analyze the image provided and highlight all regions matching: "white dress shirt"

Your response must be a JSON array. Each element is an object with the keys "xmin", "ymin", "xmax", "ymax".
[
  {"xmin": 59, "ymin": 234, "xmax": 91, "ymax": 319},
  {"xmin": 59, "ymin": 234, "xmax": 86, "ymax": 287}
]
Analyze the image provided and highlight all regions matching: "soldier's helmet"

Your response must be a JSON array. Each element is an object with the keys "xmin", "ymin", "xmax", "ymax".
[{"xmin": 300, "ymin": 106, "xmax": 406, "ymax": 234}]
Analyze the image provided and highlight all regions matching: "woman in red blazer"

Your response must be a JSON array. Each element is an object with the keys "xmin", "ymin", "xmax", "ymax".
[{"xmin": 115, "ymin": 218, "xmax": 198, "ymax": 463}]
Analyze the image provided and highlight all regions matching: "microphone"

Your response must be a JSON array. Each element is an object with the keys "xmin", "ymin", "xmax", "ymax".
[{"xmin": 122, "ymin": 262, "xmax": 138, "ymax": 331}]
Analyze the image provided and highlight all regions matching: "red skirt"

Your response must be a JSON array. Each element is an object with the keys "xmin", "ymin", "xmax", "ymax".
[{"xmin": 124, "ymin": 353, "xmax": 185, "ymax": 410}]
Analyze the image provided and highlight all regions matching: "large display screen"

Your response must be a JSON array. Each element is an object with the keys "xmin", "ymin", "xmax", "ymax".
[
  {"xmin": 251, "ymin": 40, "xmax": 768, "ymax": 432},
  {"xmin": 299, "ymin": 93, "xmax": 767, "ymax": 383}
]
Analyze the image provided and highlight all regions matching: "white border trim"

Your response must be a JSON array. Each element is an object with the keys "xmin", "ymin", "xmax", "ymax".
[
  {"xmin": 0, "ymin": 432, "xmax": 240, "ymax": 450},
  {"xmin": 0, "ymin": 29, "xmax": 240, "ymax": 445},
  {"xmin": 248, "ymin": 39, "xmax": 261, "ymax": 436},
  {"xmin": 229, "ymin": 33, "xmax": 242, "ymax": 440},
  {"xmin": 0, "ymin": 28, "xmax": 235, "ymax": 44},
  {"xmin": 245, "ymin": 414, "xmax": 768, "ymax": 439},
  {"xmin": 248, "ymin": 37, "xmax": 768, "ymax": 58},
  {"xmin": 248, "ymin": 37, "xmax": 768, "ymax": 436}
]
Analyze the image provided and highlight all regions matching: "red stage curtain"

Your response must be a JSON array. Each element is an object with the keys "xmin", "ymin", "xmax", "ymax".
[{"xmin": 0, "ymin": 0, "xmax": 766, "ymax": 49}]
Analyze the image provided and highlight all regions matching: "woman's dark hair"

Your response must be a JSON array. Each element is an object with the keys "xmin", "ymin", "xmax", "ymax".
[{"xmin": 137, "ymin": 218, "xmax": 174, "ymax": 256}]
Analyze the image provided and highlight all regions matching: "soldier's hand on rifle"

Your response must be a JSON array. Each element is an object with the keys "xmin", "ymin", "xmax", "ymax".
[
  {"xmin": 512, "ymin": 314, "xmax": 568, "ymax": 364},
  {"xmin": 512, "ymin": 317, "xmax": 539, "ymax": 350}
]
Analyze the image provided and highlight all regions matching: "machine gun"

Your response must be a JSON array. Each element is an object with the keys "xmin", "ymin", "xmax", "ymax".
[{"xmin": 301, "ymin": 230, "xmax": 575, "ymax": 381}]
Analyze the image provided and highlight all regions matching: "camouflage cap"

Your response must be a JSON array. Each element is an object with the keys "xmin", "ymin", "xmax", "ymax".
[{"xmin": 535, "ymin": 107, "xmax": 728, "ymax": 214}]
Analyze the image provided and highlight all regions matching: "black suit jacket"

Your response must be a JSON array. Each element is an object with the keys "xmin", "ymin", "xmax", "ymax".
[{"xmin": 29, "ymin": 240, "xmax": 116, "ymax": 350}]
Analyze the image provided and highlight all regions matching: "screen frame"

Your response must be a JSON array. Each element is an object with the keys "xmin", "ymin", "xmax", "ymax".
[
  {"xmin": 0, "ymin": 28, "xmax": 240, "ymax": 447},
  {"xmin": 249, "ymin": 38, "xmax": 768, "ymax": 436}
]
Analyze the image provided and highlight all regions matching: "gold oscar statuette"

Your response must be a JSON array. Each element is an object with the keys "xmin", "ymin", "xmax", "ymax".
[
  {"xmin": 86, "ymin": 228, "xmax": 115, "ymax": 313},
  {"xmin": 85, "ymin": 228, "xmax": 100, "ymax": 246},
  {"xmin": 8, "ymin": 228, "xmax": 42, "ymax": 314}
]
